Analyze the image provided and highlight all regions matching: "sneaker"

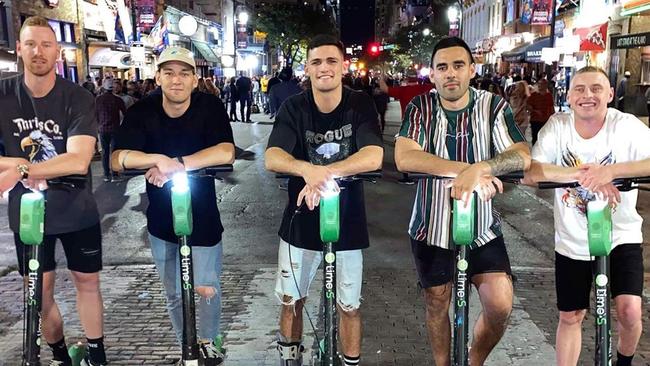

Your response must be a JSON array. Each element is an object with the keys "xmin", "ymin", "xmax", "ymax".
[
  {"xmin": 49, "ymin": 360, "xmax": 71, "ymax": 366},
  {"xmin": 102, "ymin": 176, "xmax": 111, "ymax": 182},
  {"xmin": 397, "ymin": 177, "xmax": 415, "ymax": 185},
  {"xmin": 80, "ymin": 356, "xmax": 106, "ymax": 366},
  {"xmin": 200, "ymin": 340, "xmax": 225, "ymax": 366}
]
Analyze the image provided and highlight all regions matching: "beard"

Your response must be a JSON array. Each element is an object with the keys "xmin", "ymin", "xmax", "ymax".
[{"xmin": 25, "ymin": 59, "xmax": 55, "ymax": 77}]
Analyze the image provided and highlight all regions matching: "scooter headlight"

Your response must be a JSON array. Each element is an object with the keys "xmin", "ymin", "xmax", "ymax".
[{"xmin": 171, "ymin": 172, "xmax": 189, "ymax": 193}]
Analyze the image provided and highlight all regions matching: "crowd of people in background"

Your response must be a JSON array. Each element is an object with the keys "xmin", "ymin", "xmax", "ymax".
[{"xmin": 83, "ymin": 62, "xmax": 643, "ymax": 187}]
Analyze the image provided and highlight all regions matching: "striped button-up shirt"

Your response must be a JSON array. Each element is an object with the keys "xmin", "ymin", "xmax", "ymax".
[{"xmin": 398, "ymin": 88, "xmax": 525, "ymax": 249}]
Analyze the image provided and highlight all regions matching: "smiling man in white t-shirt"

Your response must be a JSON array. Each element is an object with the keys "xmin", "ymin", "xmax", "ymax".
[{"xmin": 524, "ymin": 66, "xmax": 650, "ymax": 366}]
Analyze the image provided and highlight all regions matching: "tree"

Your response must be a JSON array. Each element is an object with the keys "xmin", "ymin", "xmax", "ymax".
[{"xmin": 255, "ymin": 3, "xmax": 337, "ymax": 68}]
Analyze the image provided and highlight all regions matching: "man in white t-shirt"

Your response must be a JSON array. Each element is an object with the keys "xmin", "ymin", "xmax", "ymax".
[{"xmin": 523, "ymin": 66, "xmax": 650, "ymax": 366}]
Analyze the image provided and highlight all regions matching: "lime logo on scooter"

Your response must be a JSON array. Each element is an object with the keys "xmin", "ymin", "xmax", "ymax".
[
  {"xmin": 325, "ymin": 253, "xmax": 335, "ymax": 299},
  {"xmin": 27, "ymin": 260, "xmax": 40, "ymax": 305},
  {"xmin": 456, "ymin": 259, "xmax": 468, "ymax": 308},
  {"xmin": 180, "ymin": 245, "xmax": 193, "ymax": 290},
  {"xmin": 595, "ymin": 274, "xmax": 608, "ymax": 325}
]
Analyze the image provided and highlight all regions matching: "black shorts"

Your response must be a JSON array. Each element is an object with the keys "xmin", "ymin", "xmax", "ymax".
[
  {"xmin": 555, "ymin": 244, "xmax": 643, "ymax": 312},
  {"xmin": 14, "ymin": 223, "xmax": 103, "ymax": 276},
  {"xmin": 410, "ymin": 236, "xmax": 512, "ymax": 289}
]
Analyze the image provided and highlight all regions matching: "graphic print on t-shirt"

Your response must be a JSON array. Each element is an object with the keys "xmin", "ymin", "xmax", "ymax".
[
  {"xmin": 13, "ymin": 117, "xmax": 62, "ymax": 163},
  {"xmin": 560, "ymin": 147, "xmax": 615, "ymax": 215},
  {"xmin": 306, "ymin": 123, "xmax": 353, "ymax": 164}
]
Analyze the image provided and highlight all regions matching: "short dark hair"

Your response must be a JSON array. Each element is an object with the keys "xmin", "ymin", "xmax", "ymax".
[
  {"xmin": 307, "ymin": 34, "xmax": 345, "ymax": 59},
  {"xmin": 430, "ymin": 37, "xmax": 474, "ymax": 67}
]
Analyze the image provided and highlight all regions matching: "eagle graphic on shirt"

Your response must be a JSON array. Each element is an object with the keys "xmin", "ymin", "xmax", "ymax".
[
  {"xmin": 560, "ymin": 147, "xmax": 615, "ymax": 215},
  {"xmin": 20, "ymin": 130, "xmax": 58, "ymax": 163}
]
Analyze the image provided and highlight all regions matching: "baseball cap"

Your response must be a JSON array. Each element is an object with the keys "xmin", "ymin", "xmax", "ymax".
[{"xmin": 156, "ymin": 46, "xmax": 196, "ymax": 71}]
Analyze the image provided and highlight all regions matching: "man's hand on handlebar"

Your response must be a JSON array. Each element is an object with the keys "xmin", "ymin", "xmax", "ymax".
[
  {"xmin": 145, "ymin": 167, "xmax": 170, "ymax": 188},
  {"xmin": 301, "ymin": 164, "xmax": 338, "ymax": 195},
  {"xmin": 476, "ymin": 175, "xmax": 503, "ymax": 202},
  {"xmin": 297, "ymin": 185, "xmax": 322, "ymax": 211},
  {"xmin": 578, "ymin": 163, "xmax": 614, "ymax": 192},
  {"xmin": 592, "ymin": 183, "xmax": 621, "ymax": 208},
  {"xmin": 155, "ymin": 155, "xmax": 185, "ymax": 177},
  {"xmin": 22, "ymin": 178, "xmax": 48, "ymax": 191}
]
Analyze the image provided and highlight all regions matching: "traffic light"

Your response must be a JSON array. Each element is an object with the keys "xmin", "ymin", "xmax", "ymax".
[{"xmin": 368, "ymin": 42, "xmax": 380, "ymax": 57}]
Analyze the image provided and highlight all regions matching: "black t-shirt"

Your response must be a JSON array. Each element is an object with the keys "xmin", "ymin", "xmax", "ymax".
[
  {"xmin": 266, "ymin": 87, "xmax": 383, "ymax": 251},
  {"xmin": 113, "ymin": 92, "xmax": 234, "ymax": 246},
  {"xmin": 235, "ymin": 76, "xmax": 252, "ymax": 95},
  {"xmin": 0, "ymin": 74, "xmax": 99, "ymax": 234}
]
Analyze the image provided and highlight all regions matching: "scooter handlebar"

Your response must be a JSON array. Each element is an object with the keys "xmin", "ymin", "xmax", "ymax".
[
  {"xmin": 275, "ymin": 170, "xmax": 383, "ymax": 180},
  {"xmin": 405, "ymin": 171, "xmax": 524, "ymax": 183},
  {"xmin": 537, "ymin": 177, "xmax": 650, "ymax": 190},
  {"xmin": 121, "ymin": 165, "xmax": 233, "ymax": 177},
  {"xmin": 46, "ymin": 175, "xmax": 89, "ymax": 188}
]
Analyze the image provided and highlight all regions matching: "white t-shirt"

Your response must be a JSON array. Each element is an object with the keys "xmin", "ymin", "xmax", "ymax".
[{"xmin": 532, "ymin": 108, "xmax": 650, "ymax": 260}]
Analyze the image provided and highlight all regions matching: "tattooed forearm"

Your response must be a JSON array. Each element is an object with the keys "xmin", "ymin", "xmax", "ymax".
[{"xmin": 485, "ymin": 150, "xmax": 525, "ymax": 176}]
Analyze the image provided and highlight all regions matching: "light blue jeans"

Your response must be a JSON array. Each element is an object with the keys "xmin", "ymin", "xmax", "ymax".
[{"xmin": 149, "ymin": 234, "xmax": 223, "ymax": 344}]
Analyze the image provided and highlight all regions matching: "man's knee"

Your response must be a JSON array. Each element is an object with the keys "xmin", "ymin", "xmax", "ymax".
[
  {"xmin": 196, "ymin": 286, "xmax": 217, "ymax": 300},
  {"xmin": 484, "ymin": 300, "xmax": 512, "ymax": 328},
  {"xmin": 424, "ymin": 284, "xmax": 451, "ymax": 313},
  {"xmin": 559, "ymin": 310, "xmax": 587, "ymax": 327},
  {"xmin": 70, "ymin": 271, "xmax": 100, "ymax": 292},
  {"xmin": 617, "ymin": 300, "xmax": 642, "ymax": 329}
]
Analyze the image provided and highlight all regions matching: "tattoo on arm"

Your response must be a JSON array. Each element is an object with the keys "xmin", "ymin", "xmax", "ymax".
[{"xmin": 485, "ymin": 150, "xmax": 525, "ymax": 176}]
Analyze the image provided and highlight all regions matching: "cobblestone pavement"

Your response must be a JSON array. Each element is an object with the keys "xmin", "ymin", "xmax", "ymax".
[{"xmin": 3, "ymin": 263, "xmax": 648, "ymax": 365}]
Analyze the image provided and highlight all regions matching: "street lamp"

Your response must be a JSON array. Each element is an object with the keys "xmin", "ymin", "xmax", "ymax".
[
  {"xmin": 447, "ymin": 7, "xmax": 459, "ymax": 23},
  {"xmin": 238, "ymin": 11, "xmax": 249, "ymax": 25},
  {"xmin": 423, "ymin": 28, "xmax": 431, "ymax": 37}
]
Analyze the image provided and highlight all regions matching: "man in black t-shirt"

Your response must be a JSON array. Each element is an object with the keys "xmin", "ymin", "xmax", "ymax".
[
  {"xmin": 111, "ymin": 47, "xmax": 234, "ymax": 365},
  {"xmin": 0, "ymin": 17, "xmax": 106, "ymax": 366},
  {"xmin": 265, "ymin": 35, "xmax": 383, "ymax": 366}
]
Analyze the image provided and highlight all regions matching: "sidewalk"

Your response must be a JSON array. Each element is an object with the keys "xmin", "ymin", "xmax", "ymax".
[{"xmin": 0, "ymin": 263, "xmax": 559, "ymax": 366}]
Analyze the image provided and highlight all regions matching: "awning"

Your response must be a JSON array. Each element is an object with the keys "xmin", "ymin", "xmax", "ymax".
[
  {"xmin": 191, "ymin": 40, "xmax": 219, "ymax": 63},
  {"xmin": 501, "ymin": 42, "xmax": 529, "ymax": 63},
  {"xmin": 89, "ymin": 47, "xmax": 131, "ymax": 68},
  {"xmin": 611, "ymin": 32, "xmax": 650, "ymax": 49},
  {"xmin": 524, "ymin": 37, "xmax": 551, "ymax": 63}
]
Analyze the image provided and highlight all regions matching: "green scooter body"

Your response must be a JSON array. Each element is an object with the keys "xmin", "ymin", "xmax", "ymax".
[
  {"xmin": 172, "ymin": 185, "xmax": 193, "ymax": 237},
  {"xmin": 19, "ymin": 192, "xmax": 45, "ymax": 246},
  {"xmin": 587, "ymin": 200, "xmax": 612, "ymax": 257},
  {"xmin": 452, "ymin": 195, "xmax": 475, "ymax": 246},
  {"xmin": 320, "ymin": 194, "xmax": 340, "ymax": 243}
]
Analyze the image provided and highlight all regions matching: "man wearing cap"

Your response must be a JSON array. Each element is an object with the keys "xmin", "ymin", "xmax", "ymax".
[
  {"xmin": 111, "ymin": 46, "xmax": 235, "ymax": 365},
  {"xmin": 95, "ymin": 78, "xmax": 126, "ymax": 181},
  {"xmin": 617, "ymin": 71, "xmax": 631, "ymax": 112}
]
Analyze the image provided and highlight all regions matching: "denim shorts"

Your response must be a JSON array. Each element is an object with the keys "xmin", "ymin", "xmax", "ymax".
[{"xmin": 275, "ymin": 239, "xmax": 363, "ymax": 311}]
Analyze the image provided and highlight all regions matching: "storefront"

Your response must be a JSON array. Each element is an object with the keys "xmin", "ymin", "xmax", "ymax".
[{"xmin": 611, "ymin": 31, "xmax": 650, "ymax": 114}]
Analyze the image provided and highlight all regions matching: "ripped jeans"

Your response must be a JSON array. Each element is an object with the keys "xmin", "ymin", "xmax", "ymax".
[
  {"xmin": 149, "ymin": 234, "xmax": 223, "ymax": 344},
  {"xmin": 275, "ymin": 239, "xmax": 363, "ymax": 311}
]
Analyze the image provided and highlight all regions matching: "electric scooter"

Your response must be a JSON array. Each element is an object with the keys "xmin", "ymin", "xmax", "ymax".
[
  {"xmin": 123, "ymin": 165, "xmax": 232, "ymax": 366},
  {"xmin": 19, "ymin": 176, "xmax": 88, "ymax": 366},
  {"xmin": 406, "ymin": 171, "xmax": 523, "ymax": 366},
  {"xmin": 538, "ymin": 176, "xmax": 650, "ymax": 366},
  {"xmin": 276, "ymin": 170, "xmax": 381, "ymax": 366}
]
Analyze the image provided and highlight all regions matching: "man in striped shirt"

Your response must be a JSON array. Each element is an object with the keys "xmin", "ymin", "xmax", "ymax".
[{"xmin": 395, "ymin": 37, "xmax": 531, "ymax": 366}]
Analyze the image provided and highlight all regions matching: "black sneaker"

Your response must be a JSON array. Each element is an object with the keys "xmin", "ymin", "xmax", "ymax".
[
  {"xmin": 199, "ymin": 340, "xmax": 225, "ymax": 366},
  {"xmin": 397, "ymin": 177, "xmax": 415, "ymax": 185}
]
